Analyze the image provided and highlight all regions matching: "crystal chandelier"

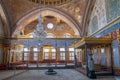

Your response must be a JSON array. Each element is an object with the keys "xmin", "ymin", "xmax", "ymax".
[{"xmin": 33, "ymin": 15, "xmax": 47, "ymax": 40}]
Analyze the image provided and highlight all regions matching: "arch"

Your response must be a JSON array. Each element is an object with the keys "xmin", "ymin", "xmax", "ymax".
[
  {"xmin": 0, "ymin": 4, "xmax": 10, "ymax": 37},
  {"xmin": 13, "ymin": 7, "xmax": 81, "ymax": 36},
  {"xmin": 46, "ymin": 33, "xmax": 56, "ymax": 38}
]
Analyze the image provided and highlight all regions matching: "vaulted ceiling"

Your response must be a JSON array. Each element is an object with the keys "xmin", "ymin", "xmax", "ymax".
[{"xmin": 0, "ymin": 0, "xmax": 90, "ymax": 38}]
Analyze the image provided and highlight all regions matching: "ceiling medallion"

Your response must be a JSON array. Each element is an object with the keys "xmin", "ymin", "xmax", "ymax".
[{"xmin": 29, "ymin": 0, "xmax": 72, "ymax": 6}]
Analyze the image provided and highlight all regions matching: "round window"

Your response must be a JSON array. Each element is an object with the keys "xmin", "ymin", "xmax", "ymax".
[{"xmin": 47, "ymin": 23, "xmax": 54, "ymax": 29}]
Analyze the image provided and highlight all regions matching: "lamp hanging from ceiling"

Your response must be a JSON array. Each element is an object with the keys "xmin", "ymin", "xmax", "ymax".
[{"xmin": 33, "ymin": 15, "xmax": 47, "ymax": 41}]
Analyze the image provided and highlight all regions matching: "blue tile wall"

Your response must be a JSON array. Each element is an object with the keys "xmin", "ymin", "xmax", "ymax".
[
  {"xmin": 112, "ymin": 40, "xmax": 120, "ymax": 67},
  {"xmin": 105, "ymin": 0, "xmax": 120, "ymax": 23},
  {"xmin": 95, "ymin": 21, "xmax": 120, "ymax": 38},
  {"xmin": 91, "ymin": 16, "xmax": 98, "ymax": 33}
]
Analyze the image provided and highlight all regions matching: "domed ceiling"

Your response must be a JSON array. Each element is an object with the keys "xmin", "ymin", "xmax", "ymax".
[
  {"xmin": 29, "ymin": 0, "xmax": 72, "ymax": 6},
  {"xmin": 0, "ymin": 0, "xmax": 90, "ymax": 37}
]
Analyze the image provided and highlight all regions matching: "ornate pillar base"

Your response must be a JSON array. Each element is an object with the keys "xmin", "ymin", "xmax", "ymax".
[{"xmin": 88, "ymin": 70, "xmax": 96, "ymax": 79}]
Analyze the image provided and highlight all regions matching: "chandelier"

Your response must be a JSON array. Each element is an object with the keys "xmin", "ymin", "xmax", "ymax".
[{"xmin": 33, "ymin": 15, "xmax": 47, "ymax": 41}]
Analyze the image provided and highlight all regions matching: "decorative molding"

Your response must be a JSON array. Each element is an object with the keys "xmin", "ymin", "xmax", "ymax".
[
  {"xmin": 82, "ymin": 0, "xmax": 95, "ymax": 37},
  {"xmin": 28, "ymin": 0, "xmax": 72, "ymax": 6},
  {"xmin": 72, "ymin": 38, "xmax": 112, "ymax": 48},
  {"xmin": 8, "ymin": 38, "xmax": 80, "ymax": 48}
]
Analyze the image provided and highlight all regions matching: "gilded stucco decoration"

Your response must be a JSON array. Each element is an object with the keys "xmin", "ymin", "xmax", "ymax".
[
  {"xmin": 1, "ymin": 0, "xmax": 88, "ymax": 37},
  {"xmin": 22, "ymin": 17, "xmax": 75, "ymax": 38},
  {"xmin": 60, "ymin": 0, "xmax": 87, "ymax": 25},
  {"xmin": 29, "ymin": 0, "xmax": 72, "ymax": 6}
]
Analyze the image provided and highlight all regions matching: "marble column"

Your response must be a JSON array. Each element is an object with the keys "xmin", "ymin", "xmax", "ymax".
[{"xmin": 0, "ymin": 48, "xmax": 3, "ymax": 64}]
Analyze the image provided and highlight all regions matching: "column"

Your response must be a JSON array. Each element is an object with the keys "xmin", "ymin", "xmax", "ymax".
[
  {"xmin": 65, "ymin": 39, "xmax": 67, "ymax": 66},
  {"xmin": 65, "ymin": 47, "xmax": 67, "ymax": 66},
  {"xmin": 74, "ymin": 48, "xmax": 77, "ymax": 68},
  {"xmin": 27, "ymin": 40, "xmax": 30, "ymax": 68},
  {"xmin": 29, "ymin": 47, "xmax": 33, "ymax": 62},
  {"xmin": 87, "ymin": 46, "xmax": 96, "ymax": 79},
  {"xmin": 109, "ymin": 44, "xmax": 114, "ymax": 74},
  {"xmin": 105, "ymin": 46, "xmax": 111, "ymax": 67},
  {"xmin": 85, "ymin": 44, "xmax": 89, "ymax": 76},
  {"xmin": 66, "ymin": 48, "xmax": 69, "ymax": 64},
  {"xmin": 56, "ymin": 47, "xmax": 60, "ymax": 62},
  {"xmin": 97, "ymin": 46, "xmax": 101, "ymax": 65},
  {"xmin": 39, "ymin": 47, "xmax": 43, "ymax": 62},
  {"xmin": 8, "ymin": 48, "xmax": 11, "ymax": 68},
  {"xmin": 37, "ymin": 47, "xmax": 39, "ymax": 68},
  {"xmin": 13, "ymin": 49, "xmax": 16, "ymax": 62}
]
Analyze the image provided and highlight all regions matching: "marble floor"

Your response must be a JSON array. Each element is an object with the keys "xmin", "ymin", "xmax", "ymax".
[
  {"xmin": 0, "ymin": 70, "xmax": 26, "ymax": 80},
  {"xmin": 0, "ymin": 69, "xmax": 116, "ymax": 80}
]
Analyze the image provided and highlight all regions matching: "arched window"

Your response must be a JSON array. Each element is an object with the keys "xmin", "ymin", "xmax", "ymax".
[
  {"xmin": 33, "ymin": 48, "xmax": 38, "ymax": 61},
  {"xmin": 24, "ymin": 48, "xmax": 29, "ymax": 61},
  {"xmin": 63, "ymin": 33, "xmax": 72, "ymax": 38},
  {"xmin": 69, "ymin": 48, "xmax": 74, "ymax": 60},
  {"xmin": 60, "ymin": 48, "xmax": 65, "ymax": 60},
  {"xmin": 47, "ymin": 23, "xmax": 54, "ymax": 29},
  {"xmin": 46, "ymin": 33, "xmax": 56, "ymax": 38}
]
